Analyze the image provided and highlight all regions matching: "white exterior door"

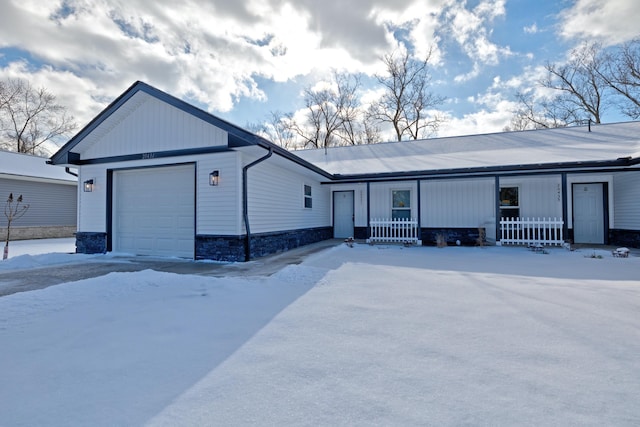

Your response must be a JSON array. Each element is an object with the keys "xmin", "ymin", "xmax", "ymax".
[
  {"xmin": 333, "ymin": 191, "xmax": 354, "ymax": 238},
  {"xmin": 573, "ymin": 183, "xmax": 604, "ymax": 244},
  {"xmin": 114, "ymin": 164, "xmax": 195, "ymax": 258}
]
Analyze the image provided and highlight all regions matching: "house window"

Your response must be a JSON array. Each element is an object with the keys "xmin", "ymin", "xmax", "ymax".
[
  {"xmin": 500, "ymin": 186, "xmax": 519, "ymax": 219},
  {"xmin": 392, "ymin": 190, "xmax": 411, "ymax": 219},
  {"xmin": 304, "ymin": 184, "xmax": 312, "ymax": 209}
]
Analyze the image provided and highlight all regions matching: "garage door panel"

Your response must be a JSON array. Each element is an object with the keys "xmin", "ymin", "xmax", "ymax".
[
  {"xmin": 114, "ymin": 165, "xmax": 195, "ymax": 258},
  {"xmin": 117, "ymin": 236, "xmax": 135, "ymax": 251},
  {"xmin": 156, "ymin": 215, "xmax": 176, "ymax": 228},
  {"xmin": 156, "ymin": 238, "xmax": 175, "ymax": 251},
  {"xmin": 178, "ymin": 216, "xmax": 193, "ymax": 229},
  {"xmin": 137, "ymin": 238, "xmax": 154, "ymax": 251},
  {"xmin": 117, "ymin": 216, "xmax": 137, "ymax": 231}
]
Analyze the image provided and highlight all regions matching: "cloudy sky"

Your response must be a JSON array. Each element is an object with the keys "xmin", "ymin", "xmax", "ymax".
[{"xmin": 1, "ymin": 0, "xmax": 639, "ymax": 142}]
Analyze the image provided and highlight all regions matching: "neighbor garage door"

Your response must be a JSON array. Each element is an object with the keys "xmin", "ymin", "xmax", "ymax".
[{"xmin": 114, "ymin": 164, "xmax": 195, "ymax": 258}]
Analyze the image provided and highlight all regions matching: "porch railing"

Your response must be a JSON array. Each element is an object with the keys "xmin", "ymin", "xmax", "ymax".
[
  {"xmin": 367, "ymin": 218, "xmax": 420, "ymax": 245},
  {"xmin": 499, "ymin": 217, "xmax": 564, "ymax": 246}
]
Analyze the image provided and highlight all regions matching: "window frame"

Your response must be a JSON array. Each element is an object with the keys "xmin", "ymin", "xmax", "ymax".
[
  {"xmin": 499, "ymin": 186, "xmax": 520, "ymax": 219},
  {"xmin": 391, "ymin": 189, "xmax": 411, "ymax": 220},
  {"xmin": 303, "ymin": 183, "xmax": 313, "ymax": 209}
]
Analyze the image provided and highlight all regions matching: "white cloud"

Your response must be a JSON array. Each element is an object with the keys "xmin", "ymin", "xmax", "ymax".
[
  {"xmin": 438, "ymin": 106, "xmax": 515, "ymax": 137},
  {"xmin": 439, "ymin": 63, "xmax": 554, "ymax": 136},
  {"xmin": 5, "ymin": 0, "xmax": 629, "ymax": 143},
  {"xmin": 1, "ymin": 0, "xmax": 454, "ymax": 128},
  {"xmin": 441, "ymin": 0, "xmax": 512, "ymax": 82},
  {"xmin": 368, "ymin": 0, "xmax": 448, "ymax": 67},
  {"xmin": 559, "ymin": 0, "xmax": 640, "ymax": 45},
  {"xmin": 454, "ymin": 63, "xmax": 481, "ymax": 83},
  {"xmin": 438, "ymin": 95, "xmax": 519, "ymax": 136}
]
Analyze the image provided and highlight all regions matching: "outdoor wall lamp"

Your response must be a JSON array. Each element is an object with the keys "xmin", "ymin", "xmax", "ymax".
[
  {"xmin": 83, "ymin": 179, "xmax": 94, "ymax": 192},
  {"xmin": 209, "ymin": 170, "xmax": 219, "ymax": 186}
]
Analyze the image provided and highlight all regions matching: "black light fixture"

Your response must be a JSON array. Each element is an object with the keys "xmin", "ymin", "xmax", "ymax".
[
  {"xmin": 209, "ymin": 170, "xmax": 219, "ymax": 186},
  {"xmin": 83, "ymin": 179, "xmax": 94, "ymax": 192}
]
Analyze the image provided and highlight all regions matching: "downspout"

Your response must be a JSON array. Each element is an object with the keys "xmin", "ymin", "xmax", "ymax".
[
  {"xmin": 561, "ymin": 173, "xmax": 568, "ymax": 241},
  {"xmin": 65, "ymin": 167, "xmax": 78, "ymax": 177},
  {"xmin": 242, "ymin": 147, "xmax": 273, "ymax": 261},
  {"xmin": 495, "ymin": 176, "xmax": 501, "ymax": 244},
  {"xmin": 416, "ymin": 178, "xmax": 421, "ymax": 239},
  {"xmin": 366, "ymin": 182, "xmax": 371, "ymax": 240}
]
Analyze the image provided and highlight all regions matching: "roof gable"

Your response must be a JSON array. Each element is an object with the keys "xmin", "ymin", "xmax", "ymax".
[
  {"xmin": 49, "ymin": 81, "xmax": 269, "ymax": 165},
  {"xmin": 77, "ymin": 91, "xmax": 228, "ymax": 160}
]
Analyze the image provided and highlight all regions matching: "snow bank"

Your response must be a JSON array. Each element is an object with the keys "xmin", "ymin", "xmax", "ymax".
[{"xmin": 1, "ymin": 244, "xmax": 639, "ymax": 426}]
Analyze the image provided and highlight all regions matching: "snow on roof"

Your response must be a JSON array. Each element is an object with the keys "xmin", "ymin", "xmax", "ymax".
[
  {"xmin": 0, "ymin": 150, "xmax": 76, "ymax": 182},
  {"xmin": 295, "ymin": 121, "xmax": 640, "ymax": 176}
]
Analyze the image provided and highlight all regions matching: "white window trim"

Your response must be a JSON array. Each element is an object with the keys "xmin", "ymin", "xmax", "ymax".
[
  {"xmin": 303, "ymin": 183, "xmax": 313, "ymax": 209},
  {"xmin": 391, "ymin": 188, "xmax": 411, "ymax": 219},
  {"xmin": 499, "ymin": 185, "xmax": 520, "ymax": 218}
]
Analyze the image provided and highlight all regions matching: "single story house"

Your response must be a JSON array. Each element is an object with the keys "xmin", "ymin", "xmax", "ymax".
[
  {"xmin": 49, "ymin": 81, "xmax": 640, "ymax": 260},
  {"xmin": 1, "ymin": 150, "xmax": 77, "ymax": 240}
]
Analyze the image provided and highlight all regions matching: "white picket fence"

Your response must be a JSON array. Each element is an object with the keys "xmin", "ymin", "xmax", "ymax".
[
  {"xmin": 499, "ymin": 217, "xmax": 564, "ymax": 246},
  {"xmin": 367, "ymin": 218, "xmax": 420, "ymax": 245}
]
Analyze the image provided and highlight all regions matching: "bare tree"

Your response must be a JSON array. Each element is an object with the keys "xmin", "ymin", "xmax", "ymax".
[
  {"xmin": 247, "ymin": 111, "xmax": 298, "ymax": 150},
  {"xmin": 506, "ymin": 91, "xmax": 582, "ymax": 131},
  {"xmin": 0, "ymin": 79, "xmax": 77, "ymax": 155},
  {"xmin": 601, "ymin": 39, "xmax": 640, "ymax": 119},
  {"xmin": 333, "ymin": 73, "xmax": 362, "ymax": 146},
  {"xmin": 360, "ymin": 115, "xmax": 382, "ymax": 145},
  {"xmin": 368, "ymin": 48, "xmax": 445, "ymax": 141},
  {"xmin": 3, "ymin": 193, "xmax": 29, "ymax": 260},
  {"xmin": 509, "ymin": 42, "xmax": 612, "ymax": 130},
  {"xmin": 291, "ymin": 71, "xmax": 366, "ymax": 149},
  {"xmin": 540, "ymin": 42, "xmax": 609, "ymax": 125}
]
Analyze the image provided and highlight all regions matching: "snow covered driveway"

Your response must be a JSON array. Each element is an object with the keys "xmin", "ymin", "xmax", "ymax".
[{"xmin": 1, "ymin": 244, "xmax": 639, "ymax": 426}]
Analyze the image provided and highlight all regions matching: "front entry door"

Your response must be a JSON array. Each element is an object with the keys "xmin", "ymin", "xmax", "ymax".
[
  {"xmin": 333, "ymin": 191, "xmax": 354, "ymax": 238},
  {"xmin": 573, "ymin": 183, "xmax": 605, "ymax": 244}
]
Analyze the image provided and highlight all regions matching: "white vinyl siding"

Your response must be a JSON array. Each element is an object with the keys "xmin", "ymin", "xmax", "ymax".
[
  {"xmin": 421, "ymin": 178, "xmax": 494, "ymax": 227},
  {"xmin": 245, "ymin": 158, "xmax": 330, "ymax": 234},
  {"xmin": 196, "ymin": 152, "xmax": 242, "ymax": 235},
  {"xmin": 613, "ymin": 171, "xmax": 640, "ymax": 230},
  {"xmin": 77, "ymin": 165, "xmax": 108, "ymax": 232},
  {"xmin": 81, "ymin": 92, "xmax": 227, "ymax": 160}
]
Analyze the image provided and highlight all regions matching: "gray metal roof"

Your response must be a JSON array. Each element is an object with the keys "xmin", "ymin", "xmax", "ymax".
[{"xmin": 295, "ymin": 122, "xmax": 640, "ymax": 177}]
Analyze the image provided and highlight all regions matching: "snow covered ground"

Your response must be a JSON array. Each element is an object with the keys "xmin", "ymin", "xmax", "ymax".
[
  {"xmin": 3, "ymin": 237, "xmax": 75, "ymax": 258},
  {"xmin": 1, "ymin": 241, "xmax": 639, "ymax": 426}
]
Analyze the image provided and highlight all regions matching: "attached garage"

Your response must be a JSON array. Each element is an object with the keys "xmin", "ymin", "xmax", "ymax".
[
  {"xmin": 113, "ymin": 164, "xmax": 195, "ymax": 258},
  {"xmin": 48, "ymin": 82, "xmax": 333, "ymax": 261}
]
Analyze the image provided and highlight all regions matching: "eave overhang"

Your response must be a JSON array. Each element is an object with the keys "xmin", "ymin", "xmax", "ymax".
[{"xmin": 323, "ymin": 156, "xmax": 640, "ymax": 184}]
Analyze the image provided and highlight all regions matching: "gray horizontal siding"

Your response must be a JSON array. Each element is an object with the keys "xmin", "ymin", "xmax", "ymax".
[{"xmin": 0, "ymin": 178, "xmax": 77, "ymax": 227}]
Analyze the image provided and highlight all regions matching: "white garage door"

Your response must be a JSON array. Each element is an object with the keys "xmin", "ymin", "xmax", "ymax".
[{"xmin": 114, "ymin": 164, "xmax": 195, "ymax": 258}]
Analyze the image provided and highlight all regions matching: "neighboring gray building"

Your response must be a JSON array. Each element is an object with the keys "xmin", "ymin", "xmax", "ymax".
[
  {"xmin": 49, "ymin": 82, "xmax": 640, "ymax": 261},
  {"xmin": 0, "ymin": 150, "xmax": 77, "ymax": 240}
]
